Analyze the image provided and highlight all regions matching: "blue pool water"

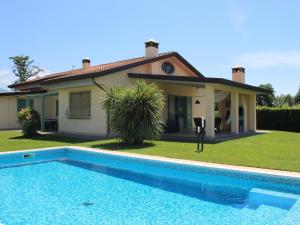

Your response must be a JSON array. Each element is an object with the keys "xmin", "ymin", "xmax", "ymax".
[{"xmin": 0, "ymin": 148, "xmax": 300, "ymax": 225}]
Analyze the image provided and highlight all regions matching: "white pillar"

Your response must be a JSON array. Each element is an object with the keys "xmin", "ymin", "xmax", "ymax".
[
  {"xmin": 241, "ymin": 95, "xmax": 248, "ymax": 132},
  {"xmin": 205, "ymin": 85, "xmax": 215, "ymax": 138},
  {"xmin": 249, "ymin": 94, "xmax": 257, "ymax": 132},
  {"xmin": 40, "ymin": 95, "xmax": 45, "ymax": 132},
  {"xmin": 231, "ymin": 92, "xmax": 239, "ymax": 134}
]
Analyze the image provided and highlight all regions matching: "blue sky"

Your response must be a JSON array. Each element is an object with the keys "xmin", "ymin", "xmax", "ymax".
[{"xmin": 0, "ymin": 0, "xmax": 299, "ymax": 95}]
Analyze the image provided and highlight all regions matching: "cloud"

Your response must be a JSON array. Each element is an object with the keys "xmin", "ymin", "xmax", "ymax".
[
  {"xmin": 230, "ymin": 8, "xmax": 247, "ymax": 29},
  {"xmin": 226, "ymin": 2, "xmax": 248, "ymax": 29},
  {"xmin": 0, "ymin": 68, "xmax": 50, "ymax": 91},
  {"xmin": 236, "ymin": 50, "xmax": 300, "ymax": 68},
  {"xmin": 0, "ymin": 70, "xmax": 15, "ymax": 90}
]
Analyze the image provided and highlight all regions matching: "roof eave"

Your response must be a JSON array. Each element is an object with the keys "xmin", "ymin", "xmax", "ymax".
[
  {"xmin": 204, "ymin": 77, "xmax": 268, "ymax": 93},
  {"xmin": 128, "ymin": 73, "xmax": 266, "ymax": 93},
  {"xmin": 0, "ymin": 90, "xmax": 47, "ymax": 97}
]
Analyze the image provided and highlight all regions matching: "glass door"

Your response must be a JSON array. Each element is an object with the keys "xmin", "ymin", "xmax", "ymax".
[{"xmin": 168, "ymin": 95, "xmax": 192, "ymax": 131}]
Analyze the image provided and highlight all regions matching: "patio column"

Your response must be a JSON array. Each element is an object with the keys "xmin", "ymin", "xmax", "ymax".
[
  {"xmin": 241, "ymin": 95, "xmax": 248, "ymax": 132},
  {"xmin": 231, "ymin": 91, "xmax": 239, "ymax": 134},
  {"xmin": 205, "ymin": 85, "xmax": 215, "ymax": 138},
  {"xmin": 249, "ymin": 94, "xmax": 257, "ymax": 132},
  {"xmin": 40, "ymin": 94, "xmax": 45, "ymax": 132}
]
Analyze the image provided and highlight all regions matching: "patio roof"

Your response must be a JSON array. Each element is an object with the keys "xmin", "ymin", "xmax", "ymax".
[
  {"xmin": 0, "ymin": 90, "xmax": 47, "ymax": 97},
  {"xmin": 127, "ymin": 73, "xmax": 267, "ymax": 93}
]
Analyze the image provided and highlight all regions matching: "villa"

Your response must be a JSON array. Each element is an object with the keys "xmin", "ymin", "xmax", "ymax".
[{"xmin": 0, "ymin": 40, "xmax": 265, "ymax": 138}]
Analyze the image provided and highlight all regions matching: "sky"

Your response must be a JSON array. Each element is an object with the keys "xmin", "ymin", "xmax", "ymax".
[{"xmin": 0, "ymin": 0, "xmax": 299, "ymax": 95}]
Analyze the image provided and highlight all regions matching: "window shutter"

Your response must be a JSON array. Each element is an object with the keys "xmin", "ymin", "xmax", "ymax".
[{"xmin": 69, "ymin": 91, "xmax": 91, "ymax": 119}]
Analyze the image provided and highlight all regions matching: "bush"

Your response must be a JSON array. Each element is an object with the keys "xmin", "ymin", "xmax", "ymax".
[
  {"xmin": 257, "ymin": 106, "xmax": 300, "ymax": 132},
  {"xmin": 18, "ymin": 108, "xmax": 41, "ymax": 136},
  {"xmin": 104, "ymin": 81, "xmax": 165, "ymax": 144}
]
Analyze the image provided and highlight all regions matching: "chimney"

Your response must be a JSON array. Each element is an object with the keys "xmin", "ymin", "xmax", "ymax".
[
  {"xmin": 145, "ymin": 38, "xmax": 159, "ymax": 58},
  {"xmin": 232, "ymin": 65, "xmax": 245, "ymax": 83},
  {"xmin": 82, "ymin": 57, "xmax": 91, "ymax": 69}
]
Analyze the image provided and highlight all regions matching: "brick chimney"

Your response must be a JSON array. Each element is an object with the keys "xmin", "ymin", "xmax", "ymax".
[
  {"xmin": 232, "ymin": 65, "xmax": 245, "ymax": 83},
  {"xmin": 145, "ymin": 39, "xmax": 159, "ymax": 58},
  {"xmin": 82, "ymin": 57, "xmax": 91, "ymax": 69}
]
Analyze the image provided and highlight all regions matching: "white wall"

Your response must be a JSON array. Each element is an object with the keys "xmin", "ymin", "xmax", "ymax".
[{"xmin": 0, "ymin": 96, "xmax": 21, "ymax": 130}]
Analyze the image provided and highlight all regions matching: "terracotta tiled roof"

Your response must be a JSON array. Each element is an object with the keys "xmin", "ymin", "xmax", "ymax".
[{"xmin": 9, "ymin": 52, "xmax": 191, "ymax": 88}]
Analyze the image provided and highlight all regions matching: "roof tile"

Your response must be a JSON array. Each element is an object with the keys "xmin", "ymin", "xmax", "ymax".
[{"xmin": 9, "ymin": 52, "xmax": 175, "ymax": 88}]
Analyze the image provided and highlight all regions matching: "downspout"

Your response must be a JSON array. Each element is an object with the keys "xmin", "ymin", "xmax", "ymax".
[{"xmin": 92, "ymin": 75, "xmax": 110, "ymax": 137}]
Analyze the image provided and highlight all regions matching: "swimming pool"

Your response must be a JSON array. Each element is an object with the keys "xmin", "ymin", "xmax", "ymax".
[{"xmin": 0, "ymin": 147, "xmax": 300, "ymax": 225}]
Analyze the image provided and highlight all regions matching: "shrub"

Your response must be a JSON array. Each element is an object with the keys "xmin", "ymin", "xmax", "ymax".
[
  {"xmin": 257, "ymin": 106, "xmax": 300, "ymax": 132},
  {"xmin": 18, "ymin": 108, "xmax": 41, "ymax": 136},
  {"xmin": 104, "ymin": 81, "xmax": 165, "ymax": 144}
]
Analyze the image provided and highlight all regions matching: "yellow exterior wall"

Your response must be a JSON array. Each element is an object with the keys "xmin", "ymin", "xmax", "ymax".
[
  {"xmin": 128, "ymin": 56, "xmax": 198, "ymax": 77},
  {"xmin": 58, "ymin": 85, "xmax": 106, "ymax": 135},
  {"xmin": 0, "ymin": 96, "xmax": 21, "ymax": 130},
  {"xmin": 57, "ymin": 70, "xmax": 134, "ymax": 136},
  {"xmin": 45, "ymin": 96, "xmax": 58, "ymax": 119}
]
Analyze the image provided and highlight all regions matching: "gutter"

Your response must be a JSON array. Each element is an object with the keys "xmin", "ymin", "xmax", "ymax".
[{"xmin": 92, "ymin": 76, "xmax": 110, "ymax": 137}]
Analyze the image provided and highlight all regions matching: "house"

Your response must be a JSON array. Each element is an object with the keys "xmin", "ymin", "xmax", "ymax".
[{"xmin": 0, "ymin": 40, "xmax": 265, "ymax": 138}]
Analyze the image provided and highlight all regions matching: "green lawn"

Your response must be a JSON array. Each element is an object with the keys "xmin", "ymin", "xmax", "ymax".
[{"xmin": 1, "ymin": 130, "xmax": 300, "ymax": 172}]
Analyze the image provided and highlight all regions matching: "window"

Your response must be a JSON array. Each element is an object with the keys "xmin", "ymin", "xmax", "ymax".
[
  {"xmin": 17, "ymin": 99, "xmax": 34, "ymax": 112},
  {"xmin": 68, "ymin": 91, "xmax": 91, "ymax": 119},
  {"xmin": 162, "ymin": 62, "xmax": 175, "ymax": 74}
]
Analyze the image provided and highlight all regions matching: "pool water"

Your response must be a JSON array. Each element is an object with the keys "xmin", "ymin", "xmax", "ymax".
[{"xmin": 0, "ymin": 148, "xmax": 300, "ymax": 225}]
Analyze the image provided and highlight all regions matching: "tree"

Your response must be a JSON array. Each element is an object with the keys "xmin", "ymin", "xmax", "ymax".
[
  {"xmin": 256, "ymin": 83, "xmax": 275, "ymax": 107},
  {"xmin": 284, "ymin": 94, "xmax": 294, "ymax": 107},
  {"xmin": 275, "ymin": 95, "xmax": 286, "ymax": 107},
  {"xmin": 295, "ymin": 86, "xmax": 300, "ymax": 105},
  {"xmin": 104, "ymin": 81, "xmax": 165, "ymax": 145},
  {"xmin": 9, "ymin": 55, "xmax": 44, "ymax": 84},
  {"xmin": 275, "ymin": 94, "xmax": 295, "ymax": 107}
]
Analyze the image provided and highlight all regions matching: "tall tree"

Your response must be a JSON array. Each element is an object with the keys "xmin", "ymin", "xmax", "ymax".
[
  {"xmin": 256, "ymin": 83, "xmax": 275, "ymax": 107},
  {"xmin": 9, "ymin": 55, "xmax": 43, "ymax": 84},
  {"xmin": 295, "ymin": 86, "xmax": 300, "ymax": 105},
  {"xmin": 284, "ymin": 94, "xmax": 294, "ymax": 107},
  {"xmin": 275, "ymin": 95, "xmax": 286, "ymax": 107}
]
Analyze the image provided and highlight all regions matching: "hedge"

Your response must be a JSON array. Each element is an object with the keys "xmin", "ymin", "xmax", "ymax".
[{"xmin": 257, "ymin": 107, "xmax": 300, "ymax": 132}]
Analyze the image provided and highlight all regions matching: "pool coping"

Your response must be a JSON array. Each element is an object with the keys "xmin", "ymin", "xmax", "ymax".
[{"xmin": 1, "ymin": 146, "xmax": 300, "ymax": 180}]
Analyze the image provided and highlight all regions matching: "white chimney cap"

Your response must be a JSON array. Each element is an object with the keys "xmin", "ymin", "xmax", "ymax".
[
  {"xmin": 233, "ymin": 64, "xmax": 244, "ymax": 68},
  {"xmin": 145, "ymin": 38, "xmax": 158, "ymax": 43}
]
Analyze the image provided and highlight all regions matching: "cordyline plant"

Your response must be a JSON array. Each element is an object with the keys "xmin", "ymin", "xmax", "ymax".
[
  {"xmin": 18, "ymin": 108, "xmax": 40, "ymax": 136},
  {"xmin": 103, "ymin": 81, "xmax": 165, "ymax": 145}
]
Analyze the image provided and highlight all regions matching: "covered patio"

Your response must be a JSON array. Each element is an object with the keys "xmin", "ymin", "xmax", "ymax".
[
  {"xmin": 18, "ymin": 92, "xmax": 59, "ymax": 132},
  {"xmin": 128, "ymin": 73, "xmax": 259, "ymax": 138}
]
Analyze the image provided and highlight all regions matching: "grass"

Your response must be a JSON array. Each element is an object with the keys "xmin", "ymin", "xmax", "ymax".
[{"xmin": 0, "ymin": 130, "xmax": 300, "ymax": 172}]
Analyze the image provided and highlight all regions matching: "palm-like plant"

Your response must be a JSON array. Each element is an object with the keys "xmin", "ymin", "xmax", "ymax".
[{"xmin": 104, "ymin": 81, "xmax": 165, "ymax": 144}]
